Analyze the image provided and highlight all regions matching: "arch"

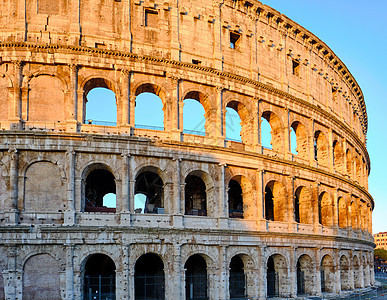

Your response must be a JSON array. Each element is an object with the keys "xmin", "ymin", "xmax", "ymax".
[
  {"xmin": 363, "ymin": 256, "xmax": 370, "ymax": 287},
  {"xmin": 135, "ymin": 253, "xmax": 165, "ymax": 300},
  {"xmin": 318, "ymin": 192, "xmax": 333, "ymax": 226},
  {"xmin": 290, "ymin": 121, "xmax": 309, "ymax": 159},
  {"xmin": 353, "ymin": 255, "xmax": 361, "ymax": 288},
  {"xmin": 267, "ymin": 254, "xmax": 289, "ymax": 298},
  {"xmin": 294, "ymin": 186, "xmax": 313, "ymax": 224},
  {"xmin": 82, "ymin": 163, "xmax": 116, "ymax": 213},
  {"xmin": 185, "ymin": 254, "xmax": 207, "ymax": 300},
  {"xmin": 349, "ymin": 201, "xmax": 359, "ymax": 230},
  {"xmin": 184, "ymin": 170, "xmax": 214, "ymax": 217},
  {"xmin": 24, "ymin": 161, "xmax": 65, "ymax": 212},
  {"xmin": 338, "ymin": 197, "xmax": 348, "ymax": 228},
  {"xmin": 228, "ymin": 175, "xmax": 253, "ymax": 219},
  {"xmin": 262, "ymin": 111, "xmax": 283, "ymax": 152},
  {"xmin": 346, "ymin": 149, "xmax": 353, "ymax": 178},
  {"xmin": 135, "ymin": 167, "xmax": 165, "ymax": 214},
  {"xmin": 183, "ymin": 90, "xmax": 210, "ymax": 135},
  {"xmin": 229, "ymin": 255, "xmax": 246, "ymax": 299},
  {"xmin": 0, "ymin": 75, "xmax": 10, "ymax": 120},
  {"xmin": 265, "ymin": 181, "xmax": 287, "ymax": 222},
  {"xmin": 314, "ymin": 131, "xmax": 329, "ymax": 166},
  {"xmin": 83, "ymin": 253, "xmax": 116, "ymax": 300},
  {"xmin": 84, "ymin": 87, "xmax": 117, "ymax": 125},
  {"xmin": 27, "ymin": 75, "xmax": 65, "ymax": 122},
  {"xmin": 23, "ymin": 253, "xmax": 61, "ymax": 299},
  {"xmin": 355, "ymin": 155, "xmax": 363, "ymax": 184},
  {"xmin": 297, "ymin": 254, "xmax": 314, "ymax": 295},
  {"xmin": 340, "ymin": 255, "xmax": 350, "ymax": 290},
  {"xmin": 333, "ymin": 140, "xmax": 345, "ymax": 174},
  {"xmin": 226, "ymin": 100, "xmax": 251, "ymax": 143},
  {"xmin": 82, "ymin": 76, "xmax": 119, "ymax": 97},
  {"xmin": 320, "ymin": 254, "xmax": 335, "ymax": 293},
  {"xmin": 0, "ymin": 164, "xmax": 8, "ymax": 210}
]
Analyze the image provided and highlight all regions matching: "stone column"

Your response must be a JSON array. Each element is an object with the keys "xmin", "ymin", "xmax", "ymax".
[
  {"xmin": 69, "ymin": 0, "xmax": 81, "ymax": 45},
  {"xmin": 257, "ymin": 169, "xmax": 266, "ymax": 231},
  {"xmin": 214, "ymin": 86, "xmax": 224, "ymax": 146},
  {"xmin": 333, "ymin": 249, "xmax": 340, "ymax": 293},
  {"xmin": 289, "ymin": 248, "xmax": 297, "ymax": 298},
  {"xmin": 212, "ymin": 0, "xmax": 223, "ymax": 70},
  {"xmin": 129, "ymin": 95, "xmax": 136, "ymax": 129},
  {"xmin": 172, "ymin": 157, "xmax": 183, "ymax": 227},
  {"xmin": 121, "ymin": 245, "xmax": 130, "ymax": 299},
  {"xmin": 128, "ymin": 156, "xmax": 135, "ymax": 214},
  {"xmin": 309, "ymin": 118, "xmax": 315, "ymax": 166},
  {"xmin": 10, "ymin": 61, "xmax": 23, "ymax": 130},
  {"xmin": 76, "ymin": 90, "xmax": 84, "ymax": 124},
  {"xmin": 170, "ymin": 76, "xmax": 181, "ymax": 141},
  {"xmin": 121, "ymin": 153, "xmax": 130, "ymax": 213},
  {"xmin": 312, "ymin": 181, "xmax": 321, "ymax": 234},
  {"xmin": 284, "ymin": 107, "xmax": 291, "ymax": 160},
  {"xmin": 218, "ymin": 163, "xmax": 227, "ymax": 221},
  {"xmin": 218, "ymin": 246, "xmax": 228, "ymax": 300},
  {"xmin": 119, "ymin": 70, "xmax": 130, "ymax": 129},
  {"xmin": 333, "ymin": 188, "xmax": 339, "ymax": 230},
  {"xmin": 170, "ymin": 1, "xmax": 181, "ymax": 61},
  {"xmin": 328, "ymin": 128, "xmax": 334, "ymax": 172},
  {"xmin": 286, "ymin": 175, "xmax": 295, "ymax": 233},
  {"xmin": 64, "ymin": 245, "xmax": 75, "ymax": 300},
  {"xmin": 67, "ymin": 64, "xmax": 78, "ymax": 132},
  {"xmin": 170, "ymin": 244, "xmax": 182, "ymax": 299},
  {"xmin": 251, "ymin": 99, "xmax": 259, "ymax": 150},
  {"xmin": 315, "ymin": 248, "xmax": 322, "ymax": 296},
  {"xmin": 7, "ymin": 149, "xmax": 19, "ymax": 224},
  {"xmin": 64, "ymin": 149, "xmax": 76, "ymax": 225},
  {"xmin": 258, "ymin": 246, "xmax": 267, "ymax": 299}
]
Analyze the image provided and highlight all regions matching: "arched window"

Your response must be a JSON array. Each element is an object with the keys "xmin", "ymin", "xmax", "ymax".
[
  {"xmin": 297, "ymin": 255, "xmax": 314, "ymax": 296},
  {"xmin": 265, "ymin": 181, "xmax": 287, "ymax": 222},
  {"xmin": 261, "ymin": 117, "xmax": 272, "ymax": 149},
  {"xmin": 338, "ymin": 197, "xmax": 348, "ymax": 228},
  {"xmin": 84, "ymin": 254, "xmax": 116, "ymax": 300},
  {"xmin": 185, "ymin": 171, "xmax": 213, "ymax": 216},
  {"xmin": 314, "ymin": 131, "xmax": 329, "ymax": 166},
  {"xmin": 353, "ymin": 256, "xmax": 361, "ymax": 288},
  {"xmin": 83, "ymin": 78, "xmax": 117, "ymax": 126},
  {"xmin": 333, "ymin": 141, "xmax": 345, "ymax": 174},
  {"xmin": 185, "ymin": 255, "xmax": 207, "ymax": 300},
  {"xmin": 262, "ymin": 111, "xmax": 283, "ymax": 152},
  {"xmin": 267, "ymin": 254, "xmax": 288, "ymax": 298},
  {"xmin": 228, "ymin": 179, "xmax": 243, "ymax": 219},
  {"xmin": 290, "ymin": 127, "xmax": 297, "ymax": 155},
  {"xmin": 294, "ymin": 188, "xmax": 300, "ymax": 223},
  {"xmin": 340, "ymin": 255, "xmax": 350, "ymax": 290},
  {"xmin": 84, "ymin": 165, "xmax": 116, "ymax": 213},
  {"xmin": 229, "ymin": 256, "xmax": 246, "ymax": 299},
  {"xmin": 135, "ymin": 84, "xmax": 165, "ymax": 130},
  {"xmin": 295, "ymin": 187, "xmax": 313, "ymax": 224},
  {"xmin": 319, "ymin": 192, "xmax": 333, "ymax": 226},
  {"xmin": 85, "ymin": 87, "xmax": 117, "ymax": 126},
  {"xmin": 135, "ymin": 253, "xmax": 165, "ymax": 300},
  {"xmin": 135, "ymin": 169, "xmax": 164, "ymax": 214},
  {"xmin": 290, "ymin": 121, "xmax": 309, "ymax": 159},
  {"xmin": 183, "ymin": 98, "xmax": 205, "ymax": 135},
  {"xmin": 346, "ymin": 149, "xmax": 353, "ymax": 177},
  {"xmin": 265, "ymin": 185, "xmax": 274, "ymax": 221},
  {"xmin": 225, "ymin": 106, "xmax": 242, "ymax": 141}
]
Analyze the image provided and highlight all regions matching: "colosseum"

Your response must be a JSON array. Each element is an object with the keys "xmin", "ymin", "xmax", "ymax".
[{"xmin": 0, "ymin": 0, "xmax": 375, "ymax": 299}]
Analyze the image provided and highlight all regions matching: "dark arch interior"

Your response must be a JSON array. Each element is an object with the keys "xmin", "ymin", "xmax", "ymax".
[
  {"xmin": 229, "ymin": 256, "xmax": 245, "ymax": 299},
  {"xmin": 228, "ymin": 179, "xmax": 243, "ymax": 218},
  {"xmin": 294, "ymin": 188, "xmax": 301, "ymax": 223},
  {"xmin": 84, "ymin": 254, "xmax": 115, "ymax": 300},
  {"xmin": 185, "ymin": 175, "xmax": 207, "ymax": 216},
  {"xmin": 265, "ymin": 186, "xmax": 274, "ymax": 221},
  {"xmin": 267, "ymin": 256, "xmax": 277, "ymax": 298},
  {"xmin": 85, "ymin": 169, "xmax": 116, "ymax": 213},
  {"xmin": 296, "ymin": 259, "xmax": 304, "ymax": 295},
  {"xmin": 135, "ymin": 171, "xmax": 164, "ymax": 214},
  {"xmin": 135, "ymin": 253, "xmax": 165, "ymax": 300},
  {"xmin": 185, "ymin": 255, "xmax": 207, "ymax": 300}
]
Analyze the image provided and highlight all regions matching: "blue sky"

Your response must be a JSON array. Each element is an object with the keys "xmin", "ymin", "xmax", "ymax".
[{"xmin": 87, "ymin": 0, "xmax": 387, "ymax": 232}]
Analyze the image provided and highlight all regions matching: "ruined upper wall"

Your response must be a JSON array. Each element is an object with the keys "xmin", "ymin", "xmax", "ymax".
[{"xmin": 0, "ymin": 0, "xmax": 367, "ymax": 141}]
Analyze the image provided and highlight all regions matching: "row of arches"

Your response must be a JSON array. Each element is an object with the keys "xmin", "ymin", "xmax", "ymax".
[
  {"xmin": 14, "ymin": 251, "xmax": 373, "ymax": 299},
  {"xmin": 14, "ymin": 158, "xmax": 372, "ymax": 233}
]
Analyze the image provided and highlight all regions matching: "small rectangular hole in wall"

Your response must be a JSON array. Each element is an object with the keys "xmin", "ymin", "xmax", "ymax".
[
  {"xmin": 192, "ymin": 59, "xmax": 201, "ymax": 65},
  {"xmin": 292, "ymin": 60, "xmax": 300, "ymax": 76},
  {"xmin": 145, "ymin": 9, "xmax": 158, "ymax": 27},
  {"xmin": 230, "ymin": 32, "xmax": 240, "ymax": 49}
]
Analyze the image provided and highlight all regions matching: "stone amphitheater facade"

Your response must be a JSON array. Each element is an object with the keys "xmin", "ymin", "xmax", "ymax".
[{"xmin": 0, "ymin": 0, "xmax": 375, "ymax": 299}]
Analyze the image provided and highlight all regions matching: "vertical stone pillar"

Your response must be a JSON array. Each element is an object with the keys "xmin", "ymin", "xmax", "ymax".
[
  {"xmin": 315, "ymin": 248, "xmax": 322, "ymax": 295},
  {"xmin": 64, "ymin": 245, "xmax": 74, "ymax": 300},
  {"xmin": 258, "ymin": 246, "xmax": 267, "ymax": 299},
  {"xmin": 286, "ymin": 175, "xmax": 295, "ymax": 232},
  {"xmin": 333, "ymin": 249, "xmax": 340, "ymax": 293},
  {"xmin": 212, "ymin": 0, "xmax": 223, "ymax": 70},
  {"xmin": 4, "ymin": 246, "xmax": 22, "ymax": 300},
  {"xmin": 328, "ymin": 128, "xmax": 334, "ymax": 172},
  {"xmin": 257, "ymin": 169, "xmax": 265, "ymax": 231},
  {"xmin": 309, "ymin": 118, "xmax": 315, "ymax": 166},
  {"xmin": 121, "ymin": 153, "xmax": 130, "ymax": 213},
  {"xmin": 284, "ymin": 107, "xmax": 291, "ymax": 160},
  {"xmin": 251, "ymin": 99, "xmax": 259, "ymax": 150},
  {"xmin": 218, "ymin": 246, "xmax": 228, "ymax": 300},
  {"xmin": 64, "ymin": 149, "xmax": 76, "ymax": 225},
  {"xmin": 10, "ymin": 61, "xmax": 23, "ymax": 130},
  {"xmin": 76, "ymin": 90, "xmax": 84, "ymax": 124},
  {"xmin": 170, "ymin": 1, "xmax": 181, "ymax": 61},
  {"xmin": 7, "ymin": 149, "xmax": 19, "ymax": 224},
  {"xmin": 69, "ymin": 0, "xmax": 81, "ymax": 44},
  {"xmin": 129, "ymin": 95, "xmax": 136, "ymax": 129},
  {"xmin": 214, "ymin": 86, "xmax": 224, "ymax": 146},
  {"xmin": 121, "ymin": 0, "xmax": 132, "ymax": 50},
  {"xmin": 119, "ymin": 70, "xmax": 130, "ymax": 128},
  {"xmin": 67, "ymin": 64, "xmax": 78, "ymax": 132},
  {"xmin": 128, "ymin": 156, "xmax": 135, "ymax": 214},
  {"xmin": 121, "ymin": 245, "xmax": 130, "ymax": 299},
  {"xmin": 208, "ymin": 251, "xmax": 220, "ymax": 300},
  {"xmin": 172, "ymin": 157, "xmax": 182, "ymax": 215},
  {"xmin": 289, "ymin": 247, "xmax": 297, "ymax": 298},
  {"xmin": 170, "ymin": 244, "xmax": 182, "ymax": 299},
  {"xmin": 218, "ymin": 163, "xmax": 227, "ymax": 220},
  {"xmin": 312, "ymin": 181, "xmax": 321, "ymax": 233},
  {"xmin": 333, "ymin": 188, "xmax": 339, "ymax": 229},
  {"xmin": 170, "ymin": 76, "xmax": 181, "ymax": 141}
]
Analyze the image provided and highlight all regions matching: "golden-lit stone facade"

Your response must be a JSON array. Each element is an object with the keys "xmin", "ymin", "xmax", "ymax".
[{"xmin": 0, "ymin": 0, "xmax": 374, "ymax": 299}]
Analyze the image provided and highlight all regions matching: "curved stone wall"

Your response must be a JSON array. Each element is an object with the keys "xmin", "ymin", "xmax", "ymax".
[{"xmin": 0, "ymin": 0, "xmax": 374, "ymax": 299}]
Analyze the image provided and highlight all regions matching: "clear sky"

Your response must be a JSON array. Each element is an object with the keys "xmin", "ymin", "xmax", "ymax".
[
  {"xmin": 260, "ymin": 0, "xmax": 387, "ymax": 234},
  {"xmin": 87, "ymin": 1, "xmax": 387, "ymax": 231}
]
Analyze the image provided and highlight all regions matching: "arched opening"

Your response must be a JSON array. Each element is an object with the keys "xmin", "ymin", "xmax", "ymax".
[
  {"xmin": 185, "ymin": 172, "xmax": 209, "ymax": 216},
  {"xmin": 85, "ymin": 87, "xmax": 117, "ymax": 126},
  {"xmin": 338, "ymin": 197, "xmax": 348, "ymax": 228},
  {"xmin": 319, "ymin": 192, "xmax": 333, "ymax": 226},
  {"xmin": 261, "ymin": 117, "xmax": 272, "ymax": 149},
  {"xmin": 225, "ymin": 106, "xmax": 242, "ymax": 142},
  {"xmin": 135, "ymin": 84, "xmax": 165, "ymax": 130},
  {"xmin": 135, "ymin": 169, "xmax": 164, "ymax": 214},
  {"xmin": 183, "ymin": 98, "xmax": 206, "ymax": 135},
  {"xmin": 265, "ymin": 181, "xmax": 287, "ymax": 222},
  {"xmin": 185, "ymin": 254, "xmax": 207, "ymax": 300},
  {"xmin": 314, "ymin": 131, "xmax": 329, "ymax": 166},
  {"xmin": 228, "ymin": 179, "xmax": 243, "ymax": 219},
  {"xmin": 229, "ymin": 256, "xmax": 246, "ymax": 299},
  {"xmin": 355, "ymin": 155, "xmax": 362, "ymax": 184},
  {"xmin": 340, "ymin": 255, "xmax": 350, "ymax": 290},
  {"xmin": 353, "ymin": 256, "xmax": 361, "ymax": 289},
  {"xmin": 262, "ymin": 111, "xmax": 283, "ymax": 152},
  {"xmin": 135, "ymin": 253, "xmax": 165, "ymax": 300},
  {"xmin": 333, "ymin": 141, "xmax": 345, "ymax": 174},
  {"xmin": 83, "ymin": 254, "xmax": 115, "ymax": 300},
  {"xmin": 297, "ymin": 254, "xmax": 314, "ymax": 296},
  {"xmin": 320, "ymin": 255, "xmax": 334, "ymax": 293},
  {"xmin": 295, "ymin": 186, "xmax": 313, "ymax": 224},
  {"xmin": 267, "ymin": 254, "xmax": 288, "ymax": 298},
  {"xmin": 350, "ymin": 201, "xmax": 359, "ymax": 230},
  {"xmin": 84, "ymin": 165, "xmax": 116, "ymax": 213},
  {"xmin": 291, "ymin": 121, "xmax": 308, "ymax": 159},
  {"xmin": 363, "ymin": 257, "xmax": 370, "ymax": 287}
]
